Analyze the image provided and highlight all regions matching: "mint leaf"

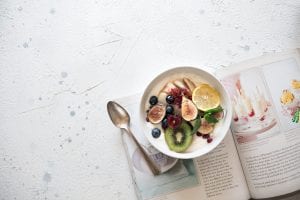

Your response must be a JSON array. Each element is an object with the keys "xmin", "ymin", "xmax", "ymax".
[
  {"xmin": 204, "ymin": 113, "xmax": 218, "ymax": 123},
  {"xmin": 205, "ymin": 106, "xmax": 223, "ymax": 115},
  {"xmin": 191, "ymin": 115, "xmax": 201, "ymax": 134}
]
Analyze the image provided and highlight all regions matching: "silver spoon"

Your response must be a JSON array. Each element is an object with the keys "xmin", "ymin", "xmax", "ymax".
[{"xmin": 107, "ymin": 101, "xmax": 161, "ymax": 176}]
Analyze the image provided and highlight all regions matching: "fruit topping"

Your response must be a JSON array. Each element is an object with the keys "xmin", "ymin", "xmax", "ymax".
[
  {"xmin": 213, "ymin": 111, "xmax": 224, "ymax": 120},
  {"xmin": 198, "ymin": 118, "xmax": 214, "ymax": 135},
  {"xmin": 152, "ymin": 128, "xmax": 161, "ymax": 138},
  {"xmin": 168, "ymin": 87, "xmax": 192, "ymax": 107},
  {"xmin": 170, "ymin": 87, "xmax": 182, "ymax": 97},
  {"xmin": 174, "ymin": 80, "xmax": 188, "ymax": 90},
  {"xmin": 147, "ymin": 104, "xmax": 166, "ymax": 124},
  {"xmin": 196, "ymin": 132, "xmax": 202, "ymax": 137},
  {"xmin": 207, "ymin": 137, "xmax": 213, "ymax": 143},
  {"xmin": 158, "ymin": 92, "xmax": 168, "ymax": 104},
  {"xmin": 166, "ymin": 105, "xmax": 174, "ymax": 115},
  {"xmin": 183, "ymin": 78, "xmax": 196, "ymax": 92},
  {"xmin": 181, "ymin": 96, "xmax": 198, "ymax": 121},
  {"xmin": 149, "ymin": 96, "xmax": 158, "ymax": 105},
  {"xmin": 161, "ymin": 118, "xmax": 168, "ymax": 129},
  {"xmin": 166, "ymin": 95, "xmax": 175, "ymax": 104},
  {"xmin": 167, "ymin": 114, "xmax": 182, "ymax": 129},
  {"xmin": 165, "ymin": 121, "xmax": 193, "ymax": 153},
  {"xmin": 162, "ymin": 82, "xmax": 177, "ymax": 93},
  {"xmin": 192, "ymin": 84, "xmax": 220, "ymax": 111}
]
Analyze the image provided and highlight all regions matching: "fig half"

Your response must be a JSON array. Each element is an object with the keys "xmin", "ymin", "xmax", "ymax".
[
  {"xmin": 181, "ymin": 96, "xmax": 198, "ymax": 121},
  {"xmin": 198, "ymin": 118, "xmax": 214, "ymax": 134},
  {"xmin": 147, "ymin": 104, "xmax": 166, "ymax": 124}
]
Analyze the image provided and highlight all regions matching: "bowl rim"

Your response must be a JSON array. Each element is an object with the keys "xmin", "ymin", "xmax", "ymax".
[{"xmin": 140, "ymin": 66, "xmax": 232, "ymax": 159}]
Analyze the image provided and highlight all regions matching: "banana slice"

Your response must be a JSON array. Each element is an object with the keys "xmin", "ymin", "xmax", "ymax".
[
  {"xmin": 158, "ymin": 91, "xmax": 168, "ymax": 103},
  {"xmin": 162, "ymin": 82, "xmax": 177, "ymax": 93},
  {"xmin": 183, "ymin": 78, "xmax": 196, "ymax": 92},
  {"xmin": 173, "ymin": 80, "xmax": 187, "ymax": 90}
]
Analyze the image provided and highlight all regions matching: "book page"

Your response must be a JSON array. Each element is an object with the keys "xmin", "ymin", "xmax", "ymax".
[
  {"xmin": 117, "ymin": 94, "xmax": 250, "ymax": 200},
  {"xmin": 219, "ymin": 49, "xmax": 300, "ymax": 199}
]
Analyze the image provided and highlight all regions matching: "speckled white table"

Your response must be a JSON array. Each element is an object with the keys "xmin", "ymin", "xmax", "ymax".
[{"xmin": 1, "ymin": 1, "xmax": 300, "ymax": 200}]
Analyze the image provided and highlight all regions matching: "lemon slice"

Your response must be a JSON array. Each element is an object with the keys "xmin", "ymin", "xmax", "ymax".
[{"xmin": 192, "ymin": 84, "xmax": 220, "ymax": 111}]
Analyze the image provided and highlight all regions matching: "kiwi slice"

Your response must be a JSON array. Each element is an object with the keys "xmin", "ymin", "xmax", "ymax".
[{"xmin": 165, "ymin": 121, "xmax": 193, "ymax": 153}]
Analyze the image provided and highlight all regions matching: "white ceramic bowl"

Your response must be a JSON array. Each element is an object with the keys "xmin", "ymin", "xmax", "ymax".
[{"xmin": 140, "ymin": 67, "xmax": 232, "ymax": 159}]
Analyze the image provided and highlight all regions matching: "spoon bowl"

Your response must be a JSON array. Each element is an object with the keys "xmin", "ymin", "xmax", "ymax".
[{"xmin": 107, "ymin": 101, "xmax": 130, "ymax": 129}]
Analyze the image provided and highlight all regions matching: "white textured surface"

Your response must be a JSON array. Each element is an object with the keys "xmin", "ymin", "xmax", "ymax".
[{"xmin": 0, "ymin": 0, "xmax": 300, "ymax": 199}]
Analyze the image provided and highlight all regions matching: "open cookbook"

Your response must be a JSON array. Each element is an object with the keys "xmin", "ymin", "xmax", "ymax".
[{"xmin": 116, "ymin": 49, "xmax": 300, "ymax": 200}]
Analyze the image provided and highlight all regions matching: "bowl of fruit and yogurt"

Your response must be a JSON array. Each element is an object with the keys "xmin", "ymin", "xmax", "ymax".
[{"xmin": 140, "ymin": 67, "xmax": 232, "ymax": 159}]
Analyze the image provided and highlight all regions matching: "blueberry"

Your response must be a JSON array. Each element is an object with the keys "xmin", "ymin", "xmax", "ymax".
[
  {"xmin": 151, "ymin": 128, "xmax": 161, "ymax": 138},
  {"xmin": 166, "ymin": 105, "xmax": 174, "ymax": 115},
  {"xmin": 166, "ymin": 95, "xmax": 175, "ymax": 104},
  {"xmin": 161, "ymin": 118, "xmax": 168, "ymax": 129},
  {"xmin": 149, "ymin": 96, "xmax": 158, "ymax": 105}
]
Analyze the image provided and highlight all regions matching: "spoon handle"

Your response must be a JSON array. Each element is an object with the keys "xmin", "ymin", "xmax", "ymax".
[{"xmin": 126, "ymin": 128, "xmax": 161, "ymax": 176}]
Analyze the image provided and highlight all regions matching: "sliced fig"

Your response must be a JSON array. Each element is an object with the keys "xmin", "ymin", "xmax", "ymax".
[
  {"xmin": 198, "ymin": 118, "xmax": 214, "ymax": 134},
  {"xmin": 183, "ymin": 78, "xmax": 196, "ymax": 92},
  {"xmin": 147, "ymin": 104, "xmax": 166, "ymax": 124},
  {"xmin": 162, "ymin": 82, "xmax": 177, "ymax": 94},
  {"xmin": 181, "ymin": 96, "xmax": 198, "ymax": 121},
  {"xmin": 214, "ymin": 110, "xmax": 224, "ymax": 120}
]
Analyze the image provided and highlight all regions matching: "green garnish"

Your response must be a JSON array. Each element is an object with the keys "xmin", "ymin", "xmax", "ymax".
[
  {"xmin": 205, "ymin": 106, "xmax": 223, "ymax": 114},
  {"xmin": 191, "ymin": 115, "xmax": 201, "ymax": 134},
  {"xmin": 204, "ymin": 113, "xmax": 218, "ymax": 123},
  {"xmin": 292, "ymin": 108, "xmax": 300, "ymax": 123},
  {"xmin": 203, "ymin": 106, "xmax": 223, "ymax": 124}
]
